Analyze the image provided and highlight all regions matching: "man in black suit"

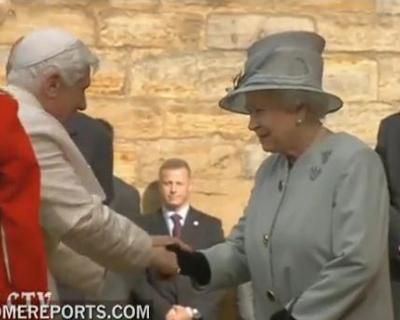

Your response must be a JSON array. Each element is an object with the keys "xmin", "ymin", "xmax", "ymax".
[
  {"xmin": 376, "ymin": 112, "xmax": 400, "ymax": 319},
  {"xmin": 134, "ymin": 158, "xmax": 225, "ymax": 320},
  {"xmin": 111, "ymin": 176, "xmax": 142, "ymax": 222},
  {"xmin": 94, "ymin": 118, "xmax": 142, "ymax": 223},
  {"xmin": 66, "ymin": 112, "xmax": 114, "ymax": 204}
]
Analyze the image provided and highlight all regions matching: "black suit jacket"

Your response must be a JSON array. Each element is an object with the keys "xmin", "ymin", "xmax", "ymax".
[
  {"xmin": 58, "ymin": 112, "xmax": 114, "ymax": 302},
  {"xmin": 132, "ymin": 207, "xmax": 225, "ymax": 320},
  {"xmin": 110, "ymin": 176, "xmax": 141, "ymax": 223},
  {"xmin": 65, "ymin": 112, "xmax": 114, "ymax": 204},
  {"xmin": 376, "ymin": 113, "xmax": 400, "ymax": 280}
]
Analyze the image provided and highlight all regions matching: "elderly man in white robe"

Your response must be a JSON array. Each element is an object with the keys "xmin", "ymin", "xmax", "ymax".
[{"xmin": 4, "ymin": 27, "xmax": 182, "ymax": 301}]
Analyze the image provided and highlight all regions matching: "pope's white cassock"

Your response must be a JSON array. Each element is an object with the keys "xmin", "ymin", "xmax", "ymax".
[{"xmin": 5, "ymin": 28, "xmax": 153, "ymax": 301}]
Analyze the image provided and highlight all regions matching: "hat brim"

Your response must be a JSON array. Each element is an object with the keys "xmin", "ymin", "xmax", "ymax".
[{"xmin": 219, "ymin": 85, "xmax": 343, "ymax": 115}]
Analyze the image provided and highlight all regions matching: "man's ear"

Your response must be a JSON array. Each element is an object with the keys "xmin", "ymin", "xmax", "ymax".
[{"xmin": 43, "ymin": 72, "xmax": 62, "ymax": 98}]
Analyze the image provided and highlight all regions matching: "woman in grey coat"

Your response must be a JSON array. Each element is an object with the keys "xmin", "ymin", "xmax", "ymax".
[{"xmin": 169, "ymin": 31, "xmax": 394, "ymax": 320}]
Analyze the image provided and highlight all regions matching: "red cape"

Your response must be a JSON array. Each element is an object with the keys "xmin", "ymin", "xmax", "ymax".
[{"xmin": 0, "ymin": 91, "xmax": 48, "ymax": 307}]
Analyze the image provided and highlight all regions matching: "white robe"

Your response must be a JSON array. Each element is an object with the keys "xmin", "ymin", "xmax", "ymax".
[{"xmin": 6, "ymin": 85, "xmax": 152, "ymax": 300}]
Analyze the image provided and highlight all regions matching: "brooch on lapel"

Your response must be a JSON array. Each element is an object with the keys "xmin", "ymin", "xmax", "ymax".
[
  {"xmin": 321, "ymin": 150, "xmax": 332, "ymax": 165},
  {"xmin": 309, "ymin": 166, "xmax": 322, "ymax": 181},
  {"xmin": 193, "ymin": 220, "xmax": 199, "ymax": 227},
  {"xmin": 309, "ymin": 149, "xmax": 332, "ymax": 181}
]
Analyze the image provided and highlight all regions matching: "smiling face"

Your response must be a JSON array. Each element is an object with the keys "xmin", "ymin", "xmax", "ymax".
[{"xmin": 246, "ymin": 90, "xmax": 303, "ymax": 154}]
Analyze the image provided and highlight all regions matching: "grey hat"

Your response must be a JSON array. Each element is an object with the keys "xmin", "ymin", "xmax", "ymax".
[{"xmin": 219, "ymin": 31, "xmax": 343, "ymax": 115}]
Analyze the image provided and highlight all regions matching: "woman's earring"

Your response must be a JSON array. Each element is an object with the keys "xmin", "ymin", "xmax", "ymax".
[{"xmin": 296, "ymin": 118, "xmax": 303, "ymax": 126}]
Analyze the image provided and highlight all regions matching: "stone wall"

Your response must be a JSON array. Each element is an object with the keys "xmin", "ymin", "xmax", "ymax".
[{"xmin": 1, "ymin": 0, "xmax": 399, "ymax": 235}]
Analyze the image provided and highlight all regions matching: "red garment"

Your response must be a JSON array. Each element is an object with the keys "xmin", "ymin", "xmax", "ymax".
[{"xmin": 0, "ymin": 91, "xmax": 48, "ymax": 305}]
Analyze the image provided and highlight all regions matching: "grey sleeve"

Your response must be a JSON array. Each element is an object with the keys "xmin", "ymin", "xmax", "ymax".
[
  {"xmin": 200, "ymin": 158, "xmax": 272, "ymax": 290},
  {"xmin": 201, "ymin": 214, "xmax": 251, "ymax": 290}
]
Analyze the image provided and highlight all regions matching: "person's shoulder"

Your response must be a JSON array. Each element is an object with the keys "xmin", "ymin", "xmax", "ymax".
[
  {"xmin": 328, "ymin": 132, "xmax": 382, "ymax": 168},
  {"xmin": 113, "ymin": 176, "xmax": 139, "ymax": 194},
  {"xmin": 19, "ymin": 103, "xmax": 61, "ymax": 139},
  {"xmin": 190, "ymin": 207, "xmax": 222, "ymax": 225},
  {"xmin": 140, "ymin": 210, "xmax": 163, "ymax": 223},
  {"xmin": 0, "ymin": 88, "xmax": 16, "ymax": 100},
  {"xmin": 380, "ymin": 112, "xmax": 400, "ymax": 127},
  {"xmin": 69, "ymin": 112, "xmax": 98, "ymax": 126},
  {"xmin": 67, "ymin": 112, "xmax": 107, "ymax": 136},
  {"xmin": 330, "ymin": 132, "xmax": 368, "ymax": 150},
  {"xmin": 252, "ymin": 153, "xmax": 281, "ymax": 183},
  {"xmin": 0, "ymin": 89, "xmax": 18, "ymax": 119},
  {"xmin": 377, "ymin": 112, "xmax": 400, "ymax": 138}
]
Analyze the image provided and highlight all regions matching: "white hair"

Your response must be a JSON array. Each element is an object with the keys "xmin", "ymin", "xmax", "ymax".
[
  {"xmin": 279, "ymin": 90, "xmax": 327, "ymax": 120},
  {"xmin": 7, "ymin": 40, "xmax": 99, "ymax": 90}
]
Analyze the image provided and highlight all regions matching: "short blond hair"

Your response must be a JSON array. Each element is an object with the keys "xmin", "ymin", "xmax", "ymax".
[{"xmin": 159, "ymin": 158, "xmax": 191, "ymax": 178}]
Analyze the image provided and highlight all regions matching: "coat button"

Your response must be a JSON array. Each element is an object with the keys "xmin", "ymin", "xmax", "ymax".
[
  {"xmin": 266, "ymin": 290, "xmax": 276, "ymax": 302},
  {"xmin": 263, "ymin": 234, "xmax": 269, "ymax": 245}
]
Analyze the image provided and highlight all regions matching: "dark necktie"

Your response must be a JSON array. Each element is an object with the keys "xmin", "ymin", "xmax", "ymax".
[{"xmin": 170, "ymin": 213, "xmax": 182, "ymax": 238}]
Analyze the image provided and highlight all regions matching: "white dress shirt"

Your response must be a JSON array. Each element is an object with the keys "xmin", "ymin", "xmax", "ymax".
[{"xmin": 162, "ymin": 204, "xmax": 190, "ymax": 236}]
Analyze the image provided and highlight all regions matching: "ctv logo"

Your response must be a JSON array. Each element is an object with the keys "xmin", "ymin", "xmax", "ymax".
[{"xmin": 6, "ymin": 292, "xmax": 52, "ymax": 305}]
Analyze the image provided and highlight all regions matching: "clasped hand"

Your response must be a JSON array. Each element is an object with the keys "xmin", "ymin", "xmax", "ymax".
[{"xmin": 149, "ymin": 236, "xmax": 192, "ymax": 278}]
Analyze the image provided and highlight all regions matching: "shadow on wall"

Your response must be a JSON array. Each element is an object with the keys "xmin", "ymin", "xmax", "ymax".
[{"xmin": 142, "ymin": 180, "xmax": 162, "ymax": 215}]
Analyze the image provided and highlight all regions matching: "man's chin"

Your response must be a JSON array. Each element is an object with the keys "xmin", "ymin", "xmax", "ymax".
[{"xmin": 165, "ymin": 203, "xmax": 181, "ymax": 210}]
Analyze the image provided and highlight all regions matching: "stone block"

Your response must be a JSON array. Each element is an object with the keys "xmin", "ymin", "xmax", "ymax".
[
  {"xmin": 98, "ymin": 11, "xmax": 203, "ymax": 48},
  {"xmin": 207, "ymin": 14, "xmax": 315, "ymax": 50},
  {"xmin": 324, "ymin": 55, "xmax": 378, "ymax": 102},
  {"xmin": 0, "ymin": 5, "xmax": 95, "ymax": 45},
  {"xmin": 129, "ymin": 51, "xmax": 245, "ymax": 100},
  {"xmin": 85, "ymin": 97, "xmax": 164, "ymax": 140},
  {"xmin": 325, "ymin": 102, "xmax": 398, "ymax": 145}
]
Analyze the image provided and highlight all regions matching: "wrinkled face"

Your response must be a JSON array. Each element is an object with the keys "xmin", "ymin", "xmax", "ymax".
[
  {"xmin": 44, "ymin": 67, "xmax": 90, "ymax": 123},
  {"xmin": 246, "ymin": 90, "xmax": 301, "ymax": 153},
  {"xmin": 159, "ymin": 168, "xmax": 191, "ymax": 210}
]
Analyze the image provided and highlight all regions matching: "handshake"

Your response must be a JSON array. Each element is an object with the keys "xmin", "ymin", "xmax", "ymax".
[{"xmin": 148, "ymin": 236, "xmax": 211, "ymax": 285}]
